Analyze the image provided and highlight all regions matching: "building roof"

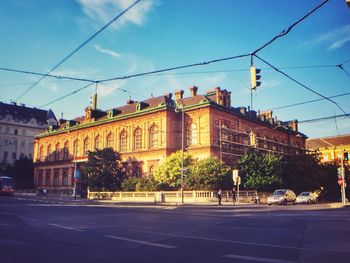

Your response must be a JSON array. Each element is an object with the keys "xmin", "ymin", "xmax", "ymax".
[
  {"xmin": 0, "ymin": 102, "xmax": 56, "ymax": 125},
  {"xmin": 306, "ymin": 134, "xmax": 350, "ymax": 149},
  {"xmin": 36, "ymin": 87, "xmax": 306, "ymax": 138}
]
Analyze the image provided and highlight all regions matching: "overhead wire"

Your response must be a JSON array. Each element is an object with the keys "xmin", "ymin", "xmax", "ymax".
[
  {"xmin": 270, "ymin": 92, "xmax": 350, "ymax": 111},
  {"xmin": 8, "ymin": 0, "xmax": 333, "ymax": 110},
  {"xmin": 299, "ymin": 113, "xmax": 350, "ymax": 124},
  {"xmin": 40, "ymin": 82, "xmax": 96, "ymax": 108},
  {"xmin": 97, "ymin": 54, "xmax": 251, "ymax": 82},
  {"xmin": 0, "ymin": 66, "xmax": 95, "ymax": 83},
  {"xmin": 14, "ymin": 0, "xmax": 142, "ymax": 102},
  {"xmin": 252, "ymin": 0, "xmax": 330, "ymax": 54},
  {"xmin": 254, "ymin": 54, "xmax": 350, "ymax": 119}
]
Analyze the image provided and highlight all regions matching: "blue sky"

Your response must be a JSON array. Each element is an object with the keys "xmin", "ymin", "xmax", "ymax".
[{"xmin": 0, "ymin": 0, "xmax": 350, "ymax": 138}]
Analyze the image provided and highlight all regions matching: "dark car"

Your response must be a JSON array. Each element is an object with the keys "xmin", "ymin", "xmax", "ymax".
[{"xmin": 0, "ymin": 176, "xmax": 15, "ymax": 196}]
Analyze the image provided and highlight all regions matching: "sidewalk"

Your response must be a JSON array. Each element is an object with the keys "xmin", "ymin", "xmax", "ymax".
[{"xmin": 13, "ymin": 193, "xmax": 350, "ymax": 209}]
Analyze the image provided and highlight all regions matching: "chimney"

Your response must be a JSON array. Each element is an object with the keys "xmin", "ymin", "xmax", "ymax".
[
  {"xmin": 91, "ymin": 93, "xmax": 97, "ymax": 110},
  {"xmin": 288, "ymin": 120, "xmax": 298, "ymax": 132},
  {"xmin": 164, "ymin": 92, "xmax": 173, "ymax": 99},
  {"xmin": 189, "ymin": 86, "xmax": 198, "ymax": 97},
  {"xmin": 175, "ymin": 90, "xmax": 184, "ymax": 100},
  {"xmin": 127, "ymin": 99, "xmax": 135, "ymax": 104}
]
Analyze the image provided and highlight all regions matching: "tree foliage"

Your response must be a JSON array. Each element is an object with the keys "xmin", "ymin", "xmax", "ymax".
[
  {"xmin": 5, "ymin": 157, "xmax": 34, "ymax": 189},
  {"xmin": 187, "ymin": 157, "xmax": 230, "ymax": 190},
  {"xmin": 237, "ymin": 150, "xmax": 282, "ymax": 191},
  {"xmin": 153, "ymin": 150, "xmax": 193, "ymax": 189},
  {"xmin": 121, "ymin": 175, "xmax": 161, "ymax": 191},
  {"xmin": 84, "ymin": 148, "xmax": 124, "ymax": 191}
]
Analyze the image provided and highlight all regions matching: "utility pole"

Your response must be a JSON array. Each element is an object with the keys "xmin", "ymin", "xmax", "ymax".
[
  {"xmin": 181, "ymin": 106, "xmax": 184, "ymax": 204},
  {"xmin": 341, "ymin": 151, "xmax": 346, "ymax": 205}
]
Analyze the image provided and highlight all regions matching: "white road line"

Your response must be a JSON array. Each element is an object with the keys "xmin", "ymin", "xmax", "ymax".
[
  {"xmin": 129, "ymin": 228, "xmax": 350, "ymax": 253},
  {"xmin": 129, "ymin": 228, "xmax": 300, "ymax": 250},
  {"xmin": 49, "ymin": 223, "xmax": 85, "ymax": 232},
  {"xmin": 104, "ymin": 235, "xmax": 177, "ymax": 249},
  {"xmin": 0, "ymin": 211, "xmax": 11, "ymax": 215},
  {"xmin": 223, "ymin": 254, "xmax": 296, "ymax": 263}
]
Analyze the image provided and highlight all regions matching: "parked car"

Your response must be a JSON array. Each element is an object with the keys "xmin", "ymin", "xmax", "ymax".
[
  {"xmin": 267, "ymin": 189, "xmax": 296, "ymax": 205},
  {"xmin": 296, "ymin": 192, "xmax": 317, "ymax": 204},
  {"xmin": 0, "ymin": 176, "xmax": 15, "ymax": 196}
]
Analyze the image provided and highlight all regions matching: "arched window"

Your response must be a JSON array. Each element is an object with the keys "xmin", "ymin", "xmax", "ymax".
[
  {"xmin": 149, "ymin": 165, "xmax": 155, "ymax": 175},
  {"xmin": 55, "ymin": 143, "xmax": 60, "ymax": 161},
  {"xmin": 120, "ymin": 131, "xmax": 127, "ymax": 152},
  {"xmin": 47, "ymin": 144, "xmax": 52, "ymax": 161},
  {"xmin": 83, "ymin": 137, "xmax": 89, "ymax": 155},
  {"xmin": 63, "ymin": 141, "xmax": 69, "ymax": 160},
  {"xmin": 39, "ymin": 146, "xmax": 44, "ymax": 161},
  {"xmin": 95, "ymin": 135, "xmax": 101, "ymax": 150},
  {"xmin": 106, "ymin": 132, "xmax": 114, "ymax": 148},
  {"xmin": 149, "ymin": 125, "xmax": 158, "ymax": 148},
  {"xmin": 187, "ymin": 123, "xmax": 197, "ymax": 146},
  {"xmin": 134, "ymin": 128, "xmax": 142, "ymax": 150},
  {"xmin": 73, "ymin": 140, "xmax": 79, "ymax": 157}
]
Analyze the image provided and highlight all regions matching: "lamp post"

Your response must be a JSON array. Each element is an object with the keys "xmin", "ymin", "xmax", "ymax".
[{"xmin": 176, "ymin": 103, "xmax": 185, "ymax": 204}]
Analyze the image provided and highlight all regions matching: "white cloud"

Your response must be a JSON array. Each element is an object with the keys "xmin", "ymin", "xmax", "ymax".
[
  {"xmin": 49, "ymin": 84, "xmax": 59, "ymax": 92},
  {"xmin": 76, "ymin": 0, "xmax": 156, "ymax": 30},
  {"xmin": 98, "ymin": 80, "xmax": 127, "ymax": 97},
  {"xmin": 94, "ymin": 44, "xmax": 121, "ymax": 58},
  {"xmin": 305, "ymin": 25, "xmax": 350, "ymax": 50}
]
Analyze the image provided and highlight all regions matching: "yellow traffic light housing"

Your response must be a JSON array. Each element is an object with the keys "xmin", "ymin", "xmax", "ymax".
[{"xmin": 250, "ymin": 66, "xmax": 261, "ymax": 89}]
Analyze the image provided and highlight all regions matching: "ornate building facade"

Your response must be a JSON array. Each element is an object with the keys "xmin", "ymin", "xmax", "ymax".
[
  {"xmin": 306, "ymin": 134, "xmax": 350, "ymax": 164},
  {"xmin": 33, "ymin": 86, "xmax": 306, "ymax": 193},
  {"xmin": 0, "ymin": 102, "xmax": 57, "ymax": 165}
]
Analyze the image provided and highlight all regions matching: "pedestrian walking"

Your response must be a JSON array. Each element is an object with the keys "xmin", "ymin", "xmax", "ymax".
[
  {"xmin": 232, "ymin": 187, "xmax": 236, "ymax": 204},
  {"xmin": 217, "ymin": 189, "xmax": 222, "ymax": 205}
]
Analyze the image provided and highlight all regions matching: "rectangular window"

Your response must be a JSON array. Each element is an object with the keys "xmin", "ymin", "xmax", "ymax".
[
  {"xmin": 45, "ymin": 169, "xmax": 51, "ymax": 186},
  {"xmin": 3, "ymin": 151, "xmax": 8, "ymax": 161},
  {"xmin": 63, "ymin": 168, "xmax": 69, "ymax": 186},
  {"xmin": 38, "ymin": 170, "xmax": 43, "ymax": 186},
  {"xmin": 54, "ymin": 169, "xmax": 60, "ymax": 186}
]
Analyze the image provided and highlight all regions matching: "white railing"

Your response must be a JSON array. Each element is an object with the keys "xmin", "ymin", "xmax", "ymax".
[{"xmin": 88, "ymin": 190, "xmax": 258, "ymax": 203}]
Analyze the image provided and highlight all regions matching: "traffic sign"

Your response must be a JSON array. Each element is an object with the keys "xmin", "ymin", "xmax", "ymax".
[
  {"xmin": 75, "ymin": 169, "xmax": 81, "ymax": 179},
  {"xmin": 232, "ymin": 170, "xmax": 241, "ymax": 185}
]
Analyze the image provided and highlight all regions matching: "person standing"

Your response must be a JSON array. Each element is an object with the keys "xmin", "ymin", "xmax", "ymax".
[
  {"xmin": 232, "ymin": 187, "xmax": 236, "ymax": 204},
  {"xmin": 217, "ymin": 189, "xmax": 222, "ymax": 205}
]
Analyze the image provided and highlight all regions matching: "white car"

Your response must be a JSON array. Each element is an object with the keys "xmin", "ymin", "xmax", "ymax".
[
  {"xmin": 267, "ymin": 189, "xmax": 296, "ymax": 206},
  {"xmin": 296, "ymin": 192, "xmax": 317, "ymax": 204}
]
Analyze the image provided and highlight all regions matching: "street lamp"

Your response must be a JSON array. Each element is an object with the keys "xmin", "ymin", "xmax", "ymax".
[{"xmin": 176, "ymin": 103, "xmax": 185, "ymax": 204}]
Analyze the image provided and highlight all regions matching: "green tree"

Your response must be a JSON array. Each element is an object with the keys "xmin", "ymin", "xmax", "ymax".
[
  {"xmin": 153, "ymin": 150, "xmax": 193, "ymax": 189},
  {"xmin": 6, "ymin": 157, "xmax": 34, "ymax": 189},
  {"xmin": 121, "ymin": 175, "xmax": 164, "ymax": 191},
  {"xmin": 237, "ymin": 150, "xmax": 282, "ymax": 191},
  {"xmin": 84, "ymin": 148, "xmax": 124, "ymax": 191},
  {"xmin": 280, "ymin": 153, "xmax": 322, "ymax": 192},
  {"xmin": 187, "ymin": 157, "xmax": 230, "ymax": 190}
]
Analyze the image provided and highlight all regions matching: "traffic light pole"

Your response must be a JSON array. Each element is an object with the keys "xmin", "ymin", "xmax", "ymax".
[
  {"xmin": 181, "ymin": 106, "xmax": 184, "ymax": 204},
  {"xmin": 341, "ymin": 153, "xmax": 346, "ymax": 205}
]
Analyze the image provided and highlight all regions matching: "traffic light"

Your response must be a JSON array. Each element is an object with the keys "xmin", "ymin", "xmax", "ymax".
[
  {"xmin": 250, "ymin": 66, "xmax": 261, "ymax": 89},
  {"xmin": 344, "ymin": 151, "xmax": 349, "ymax": 161},
  {"xmin": 249, "ymin": 132, "xmax": 256, "ymax": 147}
]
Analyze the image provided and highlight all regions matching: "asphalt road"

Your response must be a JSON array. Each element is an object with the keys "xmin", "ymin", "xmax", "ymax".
[{"xmin": 1, "ymin": 195, "xmax": 350, "ymax": 263}]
